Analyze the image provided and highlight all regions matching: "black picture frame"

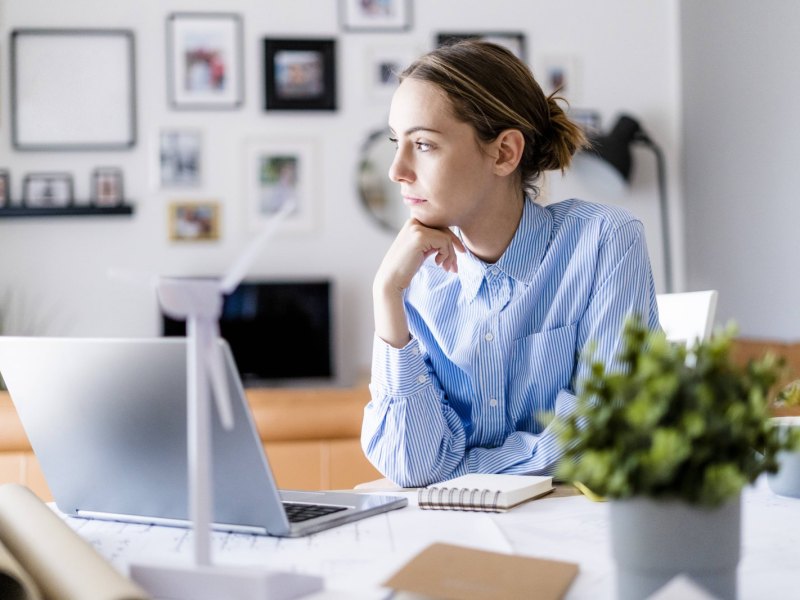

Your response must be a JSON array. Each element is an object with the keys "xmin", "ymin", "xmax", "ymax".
[
  {"xmin": 91, "ymin": 167, "xmax": 125, "ymax": 207},
  {"xmin": 339, "ymin": 0, "xmax": 412, "ymax": 32},
  {"xmin": 0, "ymin": 171, "xmax": 10, "ymax": 207},
  {"xmin": 166, "ymin": 13, "xmax": 244, "ymax": 110},
  {"xmin": 11, "ymin": 29, "xmax": 137, "ymax": 151},
  {"xmin": 22, "ymin": 173, "xmax": 74, "ymax": 208},
  {"xmin": 436, "ymin": 32, "xmax": 527, "ymax": 62},
  {"xmin": 263, "ymin": 39, "xmax": 337, "ymax": 111}
]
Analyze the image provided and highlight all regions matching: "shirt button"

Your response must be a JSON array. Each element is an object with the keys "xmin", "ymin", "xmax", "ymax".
[
  {"xmin": 411, "ymin": 347, "xmax": 420, "ymax": 355},
  {"xmin": 489, "ymin": 398, "xmax": 498, "ymax": 407},
  {"xmin": 484, "ymin": 332, "xmax": 494, "ymax": 342},
  {"xmin": 417, "ymin": 374, "xmax": 428, "ymax": 384}
]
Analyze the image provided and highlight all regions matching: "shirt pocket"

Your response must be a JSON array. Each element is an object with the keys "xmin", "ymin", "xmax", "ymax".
[{"xmin": 508, "ymin": 323, "xmax": 578, "ymax": 427}]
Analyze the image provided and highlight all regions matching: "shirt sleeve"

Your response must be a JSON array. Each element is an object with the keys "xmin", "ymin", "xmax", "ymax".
[
  {"xmin": 447, "ymin": 219, "xmax": 659, "ymax": 478},
  {"xmin": 361, "ymin": 334, "xmax": 467, "ymax": 487}
]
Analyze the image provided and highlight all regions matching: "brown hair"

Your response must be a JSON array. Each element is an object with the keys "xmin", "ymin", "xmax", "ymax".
[{"xmin": 400, "ymin": 40, "xmax": 587, "ymax": 198}]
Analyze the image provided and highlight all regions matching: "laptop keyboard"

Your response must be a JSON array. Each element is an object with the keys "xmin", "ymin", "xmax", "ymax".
[{"xmin": 282, "ymin": 502, "xmax": 348, "ymax": 523}]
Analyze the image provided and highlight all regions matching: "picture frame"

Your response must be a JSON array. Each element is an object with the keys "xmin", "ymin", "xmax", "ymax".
[
  {"xmin": 263, "ymin": 39, "xmax": 337, "ymax": 111},
  {"xmin": 91, "ymin": 167, "xmax": 124, "ymax": 207},
  {"xmin": 168, "ymin": 200, "xmax": 220, "ymax": 242},
  {"xmin": 365, "ymin": 45, "xmax": 419, "ymax": 101},
  {"xmin": 159, "ymin": 128, "xmax": 202, "ymax": 187},
  {"xmin": 166, "ymin": 13, "xmax": 244, "ymax": 110},
  {"xmin": 22, "ymin": 173, "xmax": 74, "ymax": 208},
  {"xmin": 244, "ymin": 138, "xmax": 317, "ymax": 233},
  {"xmin": 0, "ymin": 171, "xmax": 10, "ymax": 207},
  {"xmin": 539, "ymin": 54, "xmax": 582, "ymax": 104},
  {"xmin": 11, "ymin": 29, "xmax": 136, "ymax": 150},
  {"xmin": 339, "ymin": 0, "xmax": 412, "ymax": 32},
  {"xmin": 436, "ymin": 32, "xmax": 527, "ymax": 62}
]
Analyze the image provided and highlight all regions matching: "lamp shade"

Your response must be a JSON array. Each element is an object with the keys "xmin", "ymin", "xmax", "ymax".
[{"xmin": 584, "ymin": 114, "xmax": 643, "ymax": 183}]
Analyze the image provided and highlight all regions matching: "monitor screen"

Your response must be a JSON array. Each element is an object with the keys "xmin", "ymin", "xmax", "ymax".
[{"xmin": 162, "ymin": 280, "xmax": 333, "ymax": 384}]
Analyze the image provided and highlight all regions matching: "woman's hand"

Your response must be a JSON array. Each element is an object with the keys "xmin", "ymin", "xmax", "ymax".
[{"xmin": 373, "ymin": 219, "xmax": 465, "ymax": 348}]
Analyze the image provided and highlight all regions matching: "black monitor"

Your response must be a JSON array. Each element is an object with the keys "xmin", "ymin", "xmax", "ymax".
[{"xmin": 162, "ymin": 280, "xmax": 333, "ymax": 385}]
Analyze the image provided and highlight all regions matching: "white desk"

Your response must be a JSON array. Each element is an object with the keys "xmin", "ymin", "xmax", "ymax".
[{"xmin": 63, "ymin": 476, "xmax": 799, "ymax": 599}]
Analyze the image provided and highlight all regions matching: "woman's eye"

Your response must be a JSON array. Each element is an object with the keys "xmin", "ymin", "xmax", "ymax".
[
  {"xmin": 388, "ymin": 137, "xmax": 398, "ymax": 148},
  {"xmin": 415, "ymin": 141, "xmax": 432, "ymax": 152}
]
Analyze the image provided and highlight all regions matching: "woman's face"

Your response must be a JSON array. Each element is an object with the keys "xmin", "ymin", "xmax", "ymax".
[{"xmin": 387, "ymin": 78, "xmax": 498, "ymax": 230}]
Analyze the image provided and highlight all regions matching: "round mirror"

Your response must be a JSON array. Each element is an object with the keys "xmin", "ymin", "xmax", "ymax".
[{"xmin": 358, "ymin": 127, "xmax": 407, "ymax": 232}]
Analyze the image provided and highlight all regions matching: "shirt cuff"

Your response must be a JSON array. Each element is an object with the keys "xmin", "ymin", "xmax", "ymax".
[{"xmin": 370, "ymin": 334, "xmax": 432, "ymax": 397}]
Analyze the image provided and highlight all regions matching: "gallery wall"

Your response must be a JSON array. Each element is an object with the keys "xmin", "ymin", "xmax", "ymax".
[{"xmin": 0, "ymin": 0, "xmax": 682, "ymax": 384}]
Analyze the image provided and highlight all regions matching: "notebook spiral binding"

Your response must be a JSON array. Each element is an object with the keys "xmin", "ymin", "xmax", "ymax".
[{"xmin": 417, "ymin": 486, "xmax": 504, "ymax": 512}]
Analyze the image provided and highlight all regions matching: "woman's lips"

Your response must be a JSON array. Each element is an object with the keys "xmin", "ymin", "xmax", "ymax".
[{"xmin": 403, "ymin": 196, "xmax": 427, "ymax": 206}]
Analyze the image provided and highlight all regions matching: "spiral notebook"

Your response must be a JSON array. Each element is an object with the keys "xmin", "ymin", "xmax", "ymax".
[{"xmin": 418, "ymin": 474, "xmax": 553, "ymax": 512}]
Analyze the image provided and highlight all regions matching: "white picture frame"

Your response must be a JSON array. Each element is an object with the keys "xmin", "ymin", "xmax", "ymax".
[
  {"xmin": 167, "ymin": 13, "xmax": 244, "ymax": 110},
  {"xmin": 340, "ymin": 0, "xmax": 411, "ymax": 32},
  {"xmin": 538, "ymin": 54, "xmax": 582, "ymax": 104},
  {"xmin": 365, "ymin": 45, "xmax": 419, "ymax": 102},
  {"xmin": 159, "ymin": 128, "xmax": 202, "ymax": 187},
  {"xmin": 244, "ymin": 139, "xmax": 317, "ymax": 233}
]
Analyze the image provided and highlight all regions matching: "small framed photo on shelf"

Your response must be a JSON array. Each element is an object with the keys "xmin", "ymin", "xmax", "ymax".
[
  {"xmin": 159, "ymin": 129, "xmax": 202, "ymax": 187},
  {"xmin": 339, "ymin": 0, "xmax": 412, "ymax": 32},
  {"xmin": 22, "ymin": 173, "xmax": 74, "ymax": 208},
  {"xmin": 91, "ymin": 167, "xmax": 124, "ymax": 206},
  {"xmin": 166, "ymin": 13, "xmax": 244, "ymax": 110},
  {"xmin": 244, "ymin": 138, "xmax": 317, "ymax": 233},
  {"xmin": 0, "ymin": 171, "xmax": 10, "ymax": 207},
  {"xmin": 168, "ymin": 200, "xmax": 220, "ymax": 242},
  {"xmin": 263, "ymin": 39, "xmax": 337, "ymax": 111},
  {"xmin": 436, "ymin": 32, "xmax": 527, "ymax": 62}
]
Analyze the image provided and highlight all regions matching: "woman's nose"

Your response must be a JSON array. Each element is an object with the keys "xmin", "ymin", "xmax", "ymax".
[{"xmin": 388, "ymin": 149, "xmax": 414, "ymax": 183}]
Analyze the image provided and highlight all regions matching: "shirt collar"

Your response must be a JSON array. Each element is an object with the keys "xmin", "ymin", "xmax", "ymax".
[{"xmin": 458, "ymin": 198, "xmax": 553, "ymax": 302}]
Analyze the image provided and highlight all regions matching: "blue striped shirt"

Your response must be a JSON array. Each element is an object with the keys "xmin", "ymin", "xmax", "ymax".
[{"xmin": 362, "ymin": 198, "xmax": 660, "ymax": 487}]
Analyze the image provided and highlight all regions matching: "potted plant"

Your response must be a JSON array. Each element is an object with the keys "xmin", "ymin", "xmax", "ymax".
[
  {"xmin": 557, "ymin": 317, "xmax": 797, "ymax": 600},
  {"xmin": 767, "ymin": 379, "xmax": 800, "ymax": 497}
]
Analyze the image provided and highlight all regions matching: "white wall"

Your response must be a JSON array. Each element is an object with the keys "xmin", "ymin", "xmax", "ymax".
[
  {"xmin": 0, "ymin": 0, "xmax": 682, "ymax": 383},
  {"xmin": 681, "ymin": 0, "xmax": 800, "ymax": 341}
]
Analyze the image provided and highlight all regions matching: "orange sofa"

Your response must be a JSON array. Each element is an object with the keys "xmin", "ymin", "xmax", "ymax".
[{"xmin": 0, "ymin": 386, "xmax": 382, "ymax": 502}]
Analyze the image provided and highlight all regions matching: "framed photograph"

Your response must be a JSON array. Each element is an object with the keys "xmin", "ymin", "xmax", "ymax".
[
  {"xmin": 22, "ymin": 173, "xmax": 74, "ymax": 208},
  {"xmin": 365, "ymin": 45, "xmax": 419, "ymax": 101},
  {"xmin": 0, "ymin": 171, "xmax": 10, "ymax": 207},
  {"xmin": 436, "ymin": 32, "xmax": 527, "ymax": 62},
  {"xmin": 539, "ymin": 54, "xmax": 582, "ymax": 103},
  {"xmin": 159, "ymin": 129, "xmax": 202, "ymax": 187},
  {"xmin": 263, "ymin": 39, "xmax": 336, "ymax": 111},
  {"xmin": 168, "ymin": 200, "xmax": 220, "ymax": 241},
  {"xmin": 91, "ymin": 167, "xmax": 124, "ymax": 206},
  {"xmin": 11, "ymin": 29, "xmax": 136, "ymax": 150},
  {"xmin": 244, "ymin": 139, "xmax": 317, "ymax": 233},
  {"xmin": 339, "ymin": 0, "xmax": 412, "ymax": 32},
  {"xmin": 167, "ymin": 13, "xmax": 244, "ymax": 110}
]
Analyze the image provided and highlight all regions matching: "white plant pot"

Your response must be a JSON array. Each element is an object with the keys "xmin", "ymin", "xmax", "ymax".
[
  {"xmin": 609, "ymin": 495, "xmax": 740, "ymax": 600},
  {"xmin": 767, "ymin": 416, "xmax": 800, "ymax": 498}
]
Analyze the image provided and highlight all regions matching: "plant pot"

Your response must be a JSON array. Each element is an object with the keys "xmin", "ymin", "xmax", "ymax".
[
  {"xmin": 767, "ymin": 416, "xmax": 800, "ymax": 498},
  {"xmin": 609, "ymin": 495, "xmax": 740, "ymax": 600}
]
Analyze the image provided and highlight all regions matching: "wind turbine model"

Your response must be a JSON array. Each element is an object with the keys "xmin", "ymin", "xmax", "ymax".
[{"xmin": 129, "ymin": 203, "xmax": 323, "ymax": 600}]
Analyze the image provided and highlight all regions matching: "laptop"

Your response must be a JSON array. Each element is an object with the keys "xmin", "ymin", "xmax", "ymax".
[{"xmin": 0, "ymin": 336, "xmax": 406, "ymax": 537}]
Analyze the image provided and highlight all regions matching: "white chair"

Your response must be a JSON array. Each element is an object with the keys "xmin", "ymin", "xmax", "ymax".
[{"xmin": 656, "ymin": 290, "xmax": 718, "ymax": 345}]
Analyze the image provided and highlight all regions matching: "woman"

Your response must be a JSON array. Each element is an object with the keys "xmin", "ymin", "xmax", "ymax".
[{"xmin": 362, "ymin": 40, "xmax": 659, "ymax": 487}]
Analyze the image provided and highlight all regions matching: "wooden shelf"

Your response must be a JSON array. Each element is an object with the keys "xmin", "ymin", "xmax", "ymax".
[{"xmin": 0, "ymin": 204, "xmax": 134, "ymax": 218}]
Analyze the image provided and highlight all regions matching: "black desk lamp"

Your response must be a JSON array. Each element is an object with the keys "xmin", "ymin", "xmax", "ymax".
[{"xmin": 579, "ymin": 114, "xmax": 673, "ymax": 292}]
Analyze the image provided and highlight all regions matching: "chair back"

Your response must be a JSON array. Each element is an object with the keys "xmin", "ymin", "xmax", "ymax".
[{"xmin": 656, "ymin": 290, "xmax": 718, "ymax": 345}]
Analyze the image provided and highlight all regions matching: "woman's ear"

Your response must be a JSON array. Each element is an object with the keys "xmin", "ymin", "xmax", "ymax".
[{"xmin": 492, "ymin": 129, "xmax": 525, "ymax": 177}]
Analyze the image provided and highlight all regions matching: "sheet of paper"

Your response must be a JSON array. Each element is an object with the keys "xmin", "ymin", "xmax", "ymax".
[{"xmin": 61, "ymin": 495, "xmax": 513, "ymax": 595}]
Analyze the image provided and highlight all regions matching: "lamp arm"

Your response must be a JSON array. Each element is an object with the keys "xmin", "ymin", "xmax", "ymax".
[{"xmin": 635, "ymin": 134, "xmax": 673, "ymax": 293}]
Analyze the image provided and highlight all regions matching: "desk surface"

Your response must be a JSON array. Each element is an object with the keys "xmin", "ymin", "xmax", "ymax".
[{"xmin": 63, "ymin": 476, "xmax": 798, "ymax": 599}]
